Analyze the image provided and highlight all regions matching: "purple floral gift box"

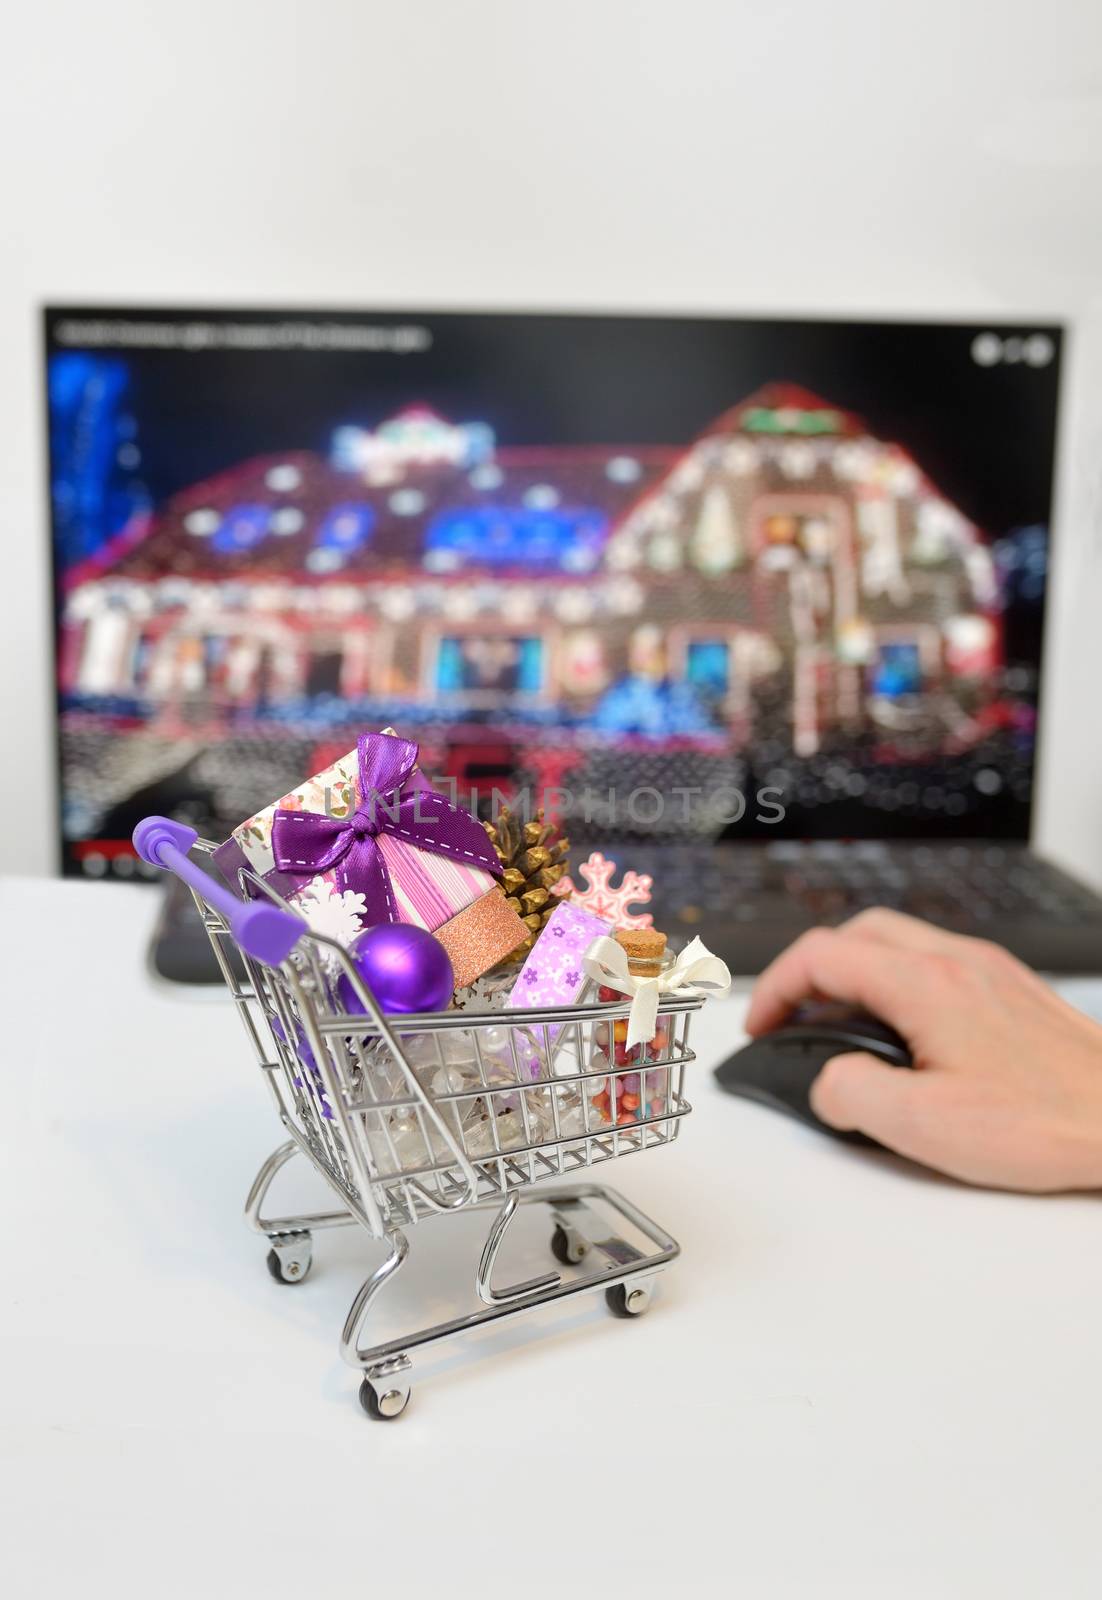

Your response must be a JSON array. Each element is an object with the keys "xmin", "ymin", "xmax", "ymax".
[{"xmin": 506, "ymin": 900, "xmax": 613, "ymax": 1016}]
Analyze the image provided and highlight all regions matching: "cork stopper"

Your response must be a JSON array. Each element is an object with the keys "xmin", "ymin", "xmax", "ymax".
[{"xmin": 614, "ymin": 927, "xmax": 667, "ymax": 971}]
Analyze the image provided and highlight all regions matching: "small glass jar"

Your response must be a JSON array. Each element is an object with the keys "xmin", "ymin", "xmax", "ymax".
[{"xmin": 592, "ymin": 928, "xmax": 672, "ymax": 1124}]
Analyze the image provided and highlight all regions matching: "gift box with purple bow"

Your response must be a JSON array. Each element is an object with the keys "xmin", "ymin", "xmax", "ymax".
[{"xmin": 212, "ymin": 731, "xmax": 527, "ymax": 989}]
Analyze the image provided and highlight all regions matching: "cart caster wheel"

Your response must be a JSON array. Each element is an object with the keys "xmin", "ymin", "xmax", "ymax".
[
  {"xmin": 266, "ymin": 1236, "xmax": 312, "ymax": 1284},
  {"xmin": 551, "ymin": 1223, "xmax": 589, "ymax": 1266},
  {"xmin": 359, "ymin": 1377, "xmax": 411, "ymax": 1421},
  {"xmin": 606, "ymin": 1282, "xmax": 652, "ymax": 1318}
]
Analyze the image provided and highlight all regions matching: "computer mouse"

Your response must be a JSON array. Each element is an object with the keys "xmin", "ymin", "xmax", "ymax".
[{"xmin": 714, "ymin": 1000, "xmax": 913, "ymax": 1145}]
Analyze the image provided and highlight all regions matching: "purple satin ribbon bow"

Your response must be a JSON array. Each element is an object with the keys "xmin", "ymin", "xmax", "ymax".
[{"xmin": 270, "ymin": 733, "xmax": 501, "ymax": 926}]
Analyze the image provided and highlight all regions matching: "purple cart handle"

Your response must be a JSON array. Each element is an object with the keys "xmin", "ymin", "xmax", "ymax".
[{"xmin": 132, "ymin": 815, "xmax": 304, "ymax": 967}]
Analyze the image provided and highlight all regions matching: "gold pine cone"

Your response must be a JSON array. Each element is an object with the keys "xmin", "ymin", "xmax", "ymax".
[{"xmin": 483, "ymin": 804, "xmax": 571, "ymax": 963}]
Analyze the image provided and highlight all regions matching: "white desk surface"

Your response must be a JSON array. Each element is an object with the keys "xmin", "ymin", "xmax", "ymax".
[{"xmin": 4, "ymin": 877, "xmax": 1102, "ymax": 1599}]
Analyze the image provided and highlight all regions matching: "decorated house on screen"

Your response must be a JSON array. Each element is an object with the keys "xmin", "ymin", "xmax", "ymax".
[{"xmin": 60, "ymin": 390, "xmax": 1003, "ymax": 768}]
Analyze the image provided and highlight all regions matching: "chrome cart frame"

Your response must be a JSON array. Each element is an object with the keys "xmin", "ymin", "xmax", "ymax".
[{"xmin": 134, "ymin": 815, "xmax": 702, "ymax": 1420}]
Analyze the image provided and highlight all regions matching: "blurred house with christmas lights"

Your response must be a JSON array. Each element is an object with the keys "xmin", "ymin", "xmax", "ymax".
[
  {"xmin": 598, "ymin": 384, "xmax": 1001, "ymax": 759},
  {"xmin": 58, "ymin": 388, "xmax": 1003, "ymax": 831}
]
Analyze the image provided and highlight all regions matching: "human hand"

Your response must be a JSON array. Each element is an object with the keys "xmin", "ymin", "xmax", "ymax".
[{"xmin": 744, "ymin": 909, "xmax": 1102, "ymax": 1192}]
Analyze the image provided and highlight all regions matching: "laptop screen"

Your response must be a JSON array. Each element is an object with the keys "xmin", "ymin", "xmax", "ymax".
[{"xmin": 45, "ymin": 307, "xmax": 1062, "ymax": 875}]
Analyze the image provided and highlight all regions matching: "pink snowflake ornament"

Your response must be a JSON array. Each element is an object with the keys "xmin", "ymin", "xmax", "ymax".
[{"xmin": 553, "ymin": 851, "xmax": 653, "ymax": 930}]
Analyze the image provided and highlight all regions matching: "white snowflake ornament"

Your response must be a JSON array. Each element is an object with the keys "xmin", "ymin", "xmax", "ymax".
[
  {"xmin": 297, "ymin": 876, "xmax": 367, "ymax": 947},
  {"xmin": 452, "ymin": 971, "xmax": 513, "ymax": 1013},
  {"xmin": 554, "ymin": 852, "xmax": 653, "ymax": 929}
]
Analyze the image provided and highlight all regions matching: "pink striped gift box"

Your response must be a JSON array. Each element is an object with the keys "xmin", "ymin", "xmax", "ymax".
[{"xmin": 212, "ymin": 733, "xmax": 526, "ymax": 989}]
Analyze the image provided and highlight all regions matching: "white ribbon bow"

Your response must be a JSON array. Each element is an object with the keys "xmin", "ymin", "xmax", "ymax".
[{"xmin": 582, "ymin": 935, "xmax": 732, "ymax": 1049}]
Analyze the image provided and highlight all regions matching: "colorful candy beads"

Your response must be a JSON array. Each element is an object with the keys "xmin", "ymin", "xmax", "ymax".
[{"xmin": 589, "ymin": 1020, "xmax": 671, "ymax": 1125}]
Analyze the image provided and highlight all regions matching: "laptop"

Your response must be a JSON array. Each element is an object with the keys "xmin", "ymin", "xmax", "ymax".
[{"xmin": 45, "ymin": 306, "xmax": 1102, "ymax": 976}]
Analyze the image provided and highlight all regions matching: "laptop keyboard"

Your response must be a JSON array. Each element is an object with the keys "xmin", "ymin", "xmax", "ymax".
[
  {"xmin": 621, "ymin": 841, "xmax": 1102, "ymax": 940},
  {"xmin": 152, "ymin": 834, "xmax": 1102, "ymax": 984}
]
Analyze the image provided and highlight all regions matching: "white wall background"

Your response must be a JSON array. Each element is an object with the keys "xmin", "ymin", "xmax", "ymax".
[{"xmin": 2, "ymin": 0, "xmax": 1101, "ymax": 879}]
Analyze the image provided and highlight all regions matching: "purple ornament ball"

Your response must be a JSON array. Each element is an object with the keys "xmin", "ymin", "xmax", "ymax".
[{"xmin": 337, "ymin": 923, "xmax": 454, "ymax": 1015}]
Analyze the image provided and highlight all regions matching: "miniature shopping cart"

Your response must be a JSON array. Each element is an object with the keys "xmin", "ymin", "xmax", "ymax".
[{"xmin": 134, "ymin": 814, "xmax": 703, "ymax": 1420}]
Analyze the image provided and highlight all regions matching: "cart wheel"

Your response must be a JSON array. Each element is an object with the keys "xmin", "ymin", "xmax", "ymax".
[
  {"xmin": 550, "ymin": 1224, "xmax": 588, "ymax": 1266},
  {"xmin": 359, "ymin": 1377, "xmax": 411, "ymax": 1421},
  {"xmin": 266, "ymin": 1244, "xmax": 312, "ymax": 1284},
  {"xmin": 606, "ymin": 1282, "xmax": 652, "ymax": 1318}
]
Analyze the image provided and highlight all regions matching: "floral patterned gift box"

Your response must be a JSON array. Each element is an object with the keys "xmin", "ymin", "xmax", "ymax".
[
  {"xmin": 504, "ymin": 899, "xmax": 614, "ymax": 1075},
  {"xmin": 506, "ymin": 900, "xmax": 613, "ymax": 1011},
  {"xmin": 212, "ymin": 731, "xmax": 527, "ymax": 990}
]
